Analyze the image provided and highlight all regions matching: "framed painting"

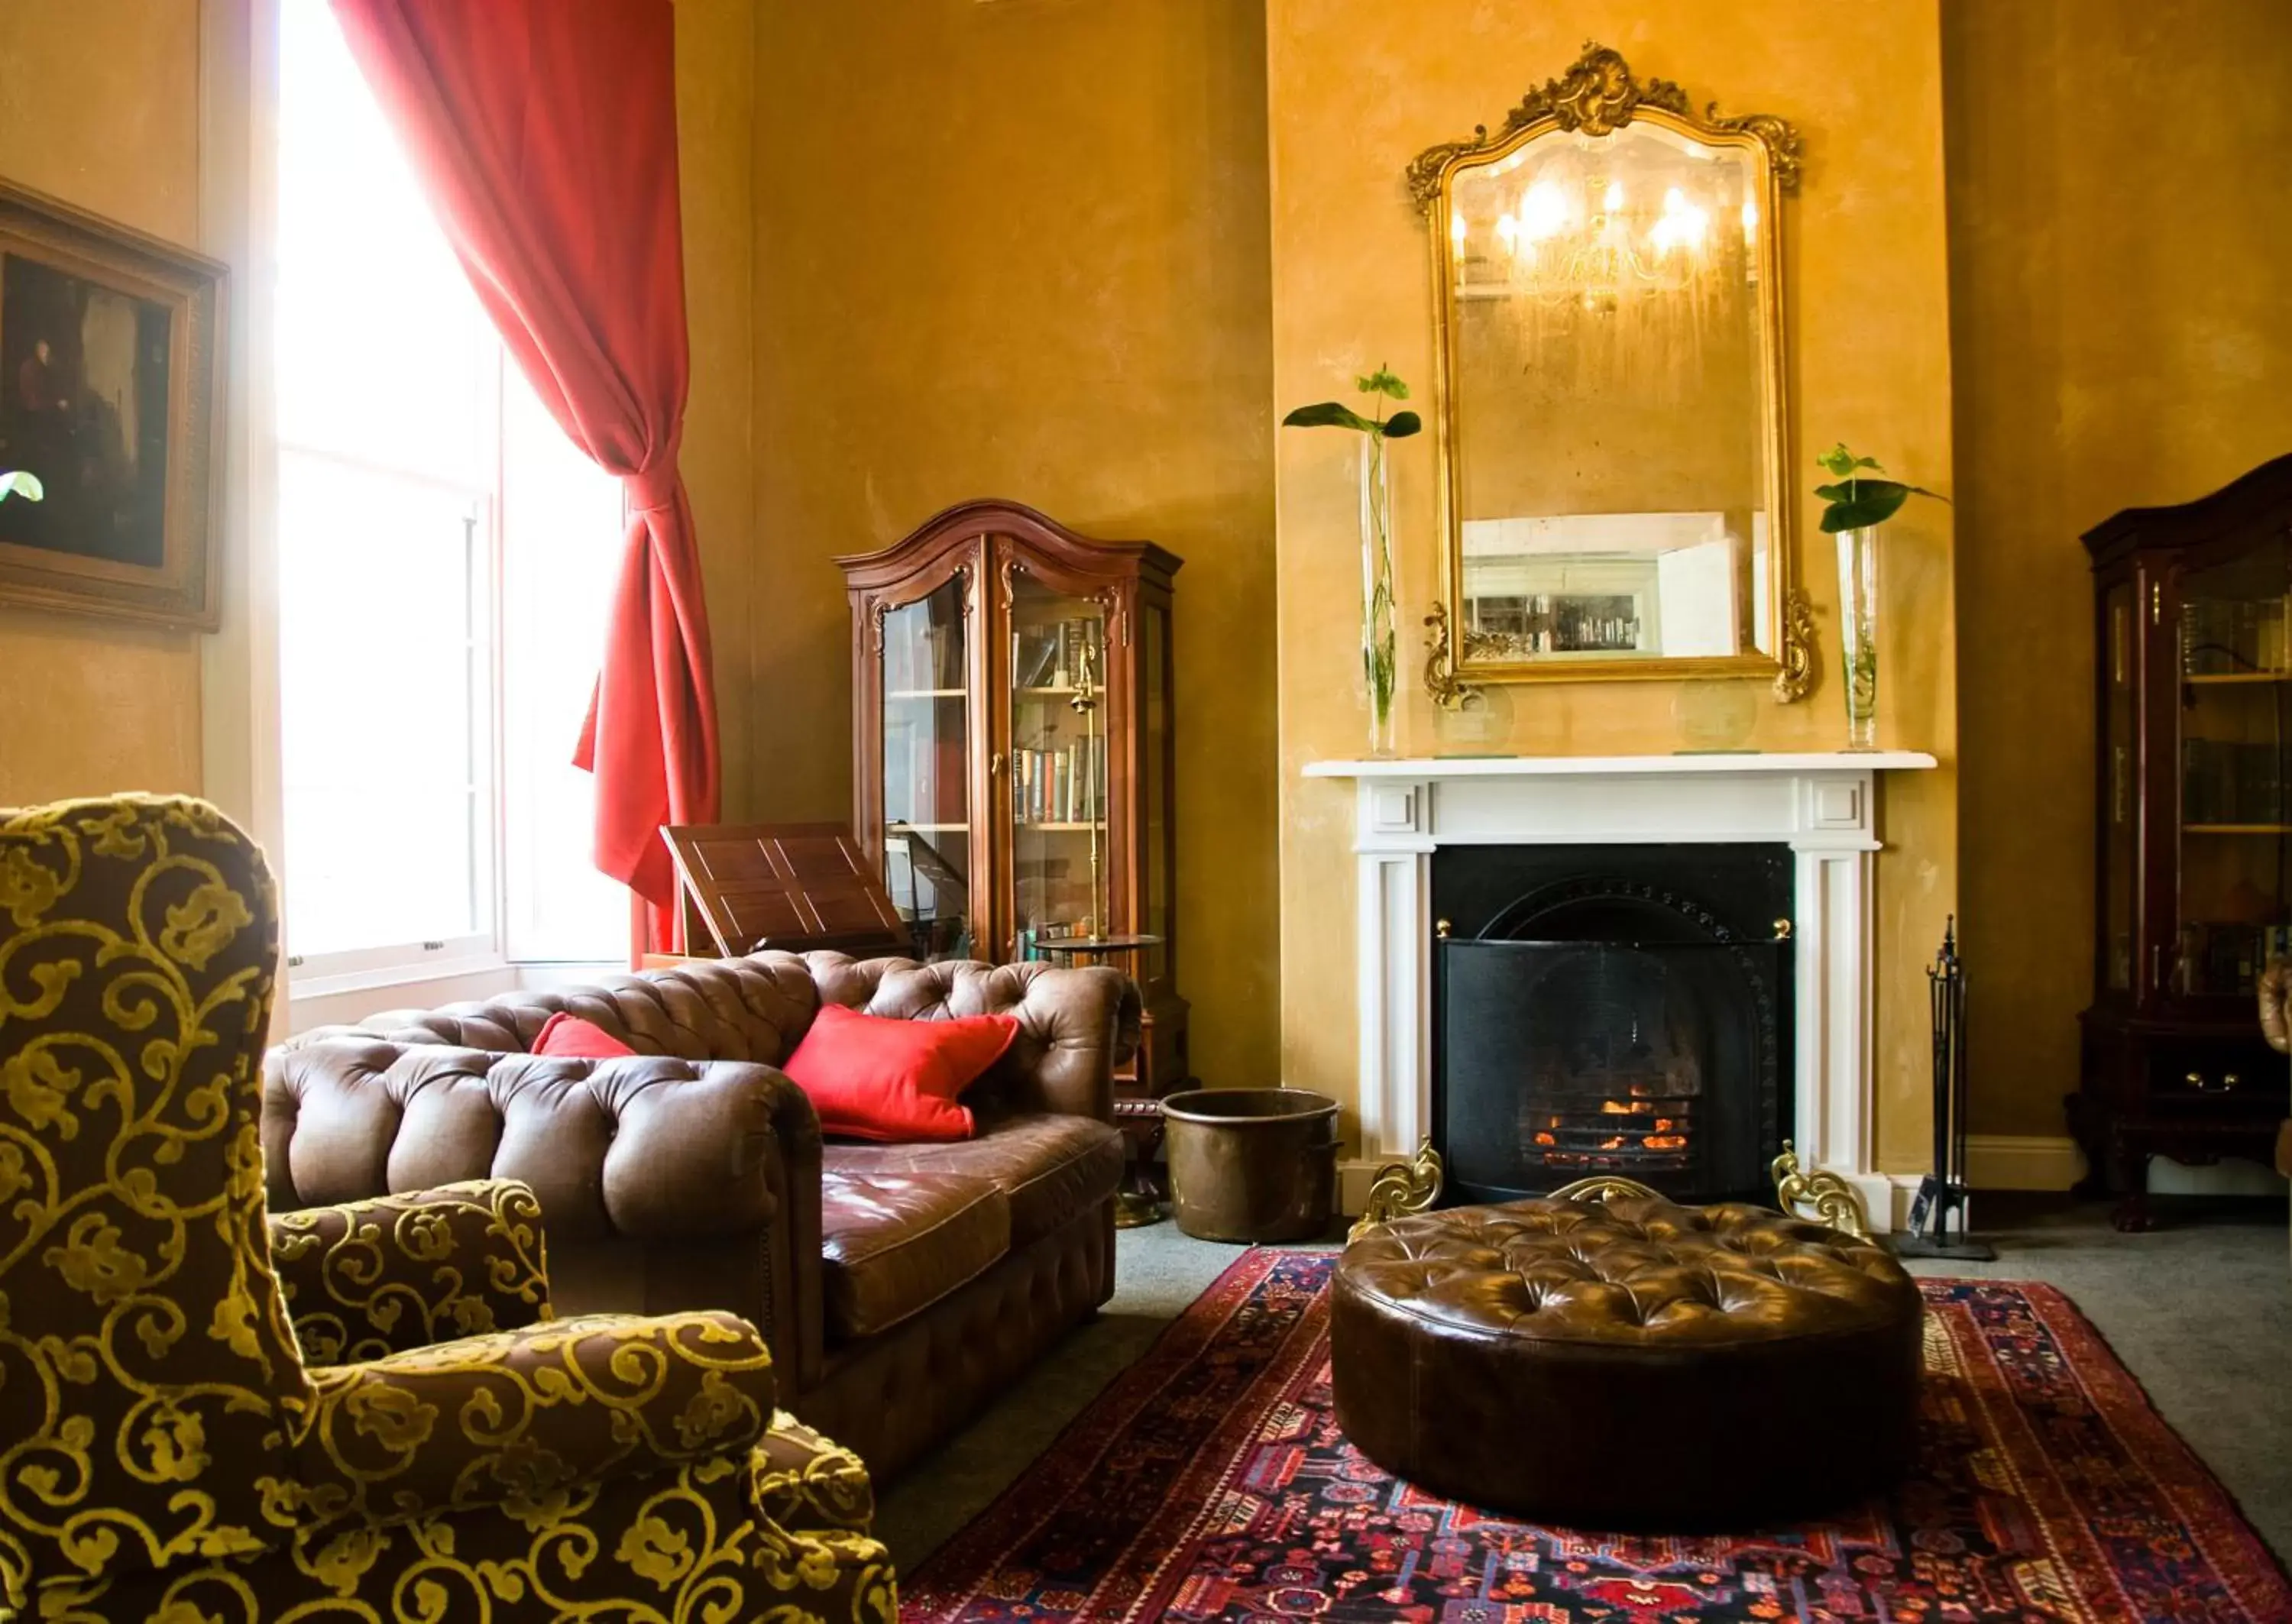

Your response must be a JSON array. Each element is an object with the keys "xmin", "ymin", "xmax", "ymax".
[{"xmin": 0, "ymin": 179, "xmax": 225, "ymax": 629}]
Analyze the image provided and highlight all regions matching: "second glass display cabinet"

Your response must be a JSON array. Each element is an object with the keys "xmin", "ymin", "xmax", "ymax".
[
  {"xmin": 838, "ymin": 501, "xmax": 1190, "ymax": 1102},
  {"xmin": 2074, "ymin": 454, "xmax": 2292, "ymax": 1230}
]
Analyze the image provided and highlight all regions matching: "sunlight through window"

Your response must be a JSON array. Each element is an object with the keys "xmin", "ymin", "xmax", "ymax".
[{"xmin": 276, "ymin": 0, "xmax": 623, "ymax": 972}]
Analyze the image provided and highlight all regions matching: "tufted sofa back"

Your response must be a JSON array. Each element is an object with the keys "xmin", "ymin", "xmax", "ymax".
[
  {"xmin": 301, "ymin": 950, "xmax": 1141, "ymax": 1122},
  {"xmin": 0, "ymin": 797, "xmax": 309, "ymax": 1603}
]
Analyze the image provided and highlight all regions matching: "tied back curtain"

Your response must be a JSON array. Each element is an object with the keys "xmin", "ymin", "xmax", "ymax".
[{"xmin": 331, "ymin": 0, "xmax": 717, "ymax": 953}]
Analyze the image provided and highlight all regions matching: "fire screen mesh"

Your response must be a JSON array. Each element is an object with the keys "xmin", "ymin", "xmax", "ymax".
[{"xmin": 1432, "ymin": 846, "xmax": 1790, "ymax": 1206}]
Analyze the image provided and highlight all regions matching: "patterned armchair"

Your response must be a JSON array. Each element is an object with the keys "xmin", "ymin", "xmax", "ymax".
[{"xmin": 0, "ymin": 796, "xmax": 896, "ymax": 1622}]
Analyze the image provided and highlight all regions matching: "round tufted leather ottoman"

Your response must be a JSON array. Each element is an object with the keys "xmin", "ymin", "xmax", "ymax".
[{"xmin": 1332, "ymin": 1193, "xmax": 1923, "ymax": 1528}]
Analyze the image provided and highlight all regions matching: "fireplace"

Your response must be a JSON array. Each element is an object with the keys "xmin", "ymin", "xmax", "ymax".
[
  {"xmin": 1433, "ymin": 845, "xmax": 1792, "ymax": 1205},
  {"xmin": 1306, "ymin": 752, "xmax": 1938, "ymax": 1231}
]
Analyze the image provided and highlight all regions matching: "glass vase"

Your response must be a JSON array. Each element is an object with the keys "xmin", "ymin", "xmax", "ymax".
[
  {"xmin": 1836, "ymin": 524, "xmax": 1880, "ymax": 750},
  {"xmin": 1359, "ymin": 432, "xmax": 1398, "ymax": 757}
]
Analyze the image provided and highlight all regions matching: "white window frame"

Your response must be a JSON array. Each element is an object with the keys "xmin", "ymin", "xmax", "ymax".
[
  {"xmin": 205, "ymin": 0, "xmax": 619, "ymax": 1030},
  {"xmin": 274, "ymin": 438, "xmax": 505, "ymax": 993}
]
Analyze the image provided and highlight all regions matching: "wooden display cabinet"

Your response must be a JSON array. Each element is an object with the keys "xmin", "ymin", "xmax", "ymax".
[
  {"xmin": 837, "ymin": 500, "xmax": 1193, "ymax": 1117},
  {"xmin": 2073, "ymin": 454, "xmax": 2292, "ymax": 1230}
]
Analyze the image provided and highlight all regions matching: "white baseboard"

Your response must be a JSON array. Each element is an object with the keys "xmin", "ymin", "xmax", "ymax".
[
  {"xmin": 1337, "ymin": 1158, "xmax": 1381, "ymax": 1217},
  {"xmin": 1965, "ymin": 1134, "xmax": 2087, "ymax": 1192}
]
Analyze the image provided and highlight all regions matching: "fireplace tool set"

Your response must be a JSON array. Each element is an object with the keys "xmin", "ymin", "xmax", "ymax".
[{"xmin": 1894, "ymin": 915, "xmax": 1995, "ymax": 1260}]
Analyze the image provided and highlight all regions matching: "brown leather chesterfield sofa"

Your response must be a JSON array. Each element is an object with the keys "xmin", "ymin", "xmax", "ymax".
[
  {"xmin": 264, "ymin": 951, "xmax": 1140, "ymax": 1482},
  {"xmin": 0, "ymin": 795, "xmax": 892, "ymax": 1622}
]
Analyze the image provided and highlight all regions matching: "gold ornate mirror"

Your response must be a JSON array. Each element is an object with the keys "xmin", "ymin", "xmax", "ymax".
[{"xmin": 1413, "ymin": 45, "xmax": 1809, "ymax": 702}]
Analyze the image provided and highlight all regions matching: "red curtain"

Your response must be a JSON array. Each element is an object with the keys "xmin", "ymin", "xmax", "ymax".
[{"xmin": 331, "ymin": 0, "xmax": 717, "ymax": 954}]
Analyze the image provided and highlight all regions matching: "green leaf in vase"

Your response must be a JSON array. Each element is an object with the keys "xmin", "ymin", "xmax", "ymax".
[
  {"xmin": 1817, "ymin": 442, "xmax": 1883, "ymax": 478},
  {"xmin": 1818, "ymin": 479, "xmax": 1913, "ymax": 532},
  {"xmin": 1383, "ymin": 410, "xmax": 1423, "ymax": 439},
  {"xmin": 1282, "ymin": 401, "xmax": 1377, "ymax": 432},
  {"xmin": 1355, "ymin": 365, "xmax": 1410, "ymax": 400}
]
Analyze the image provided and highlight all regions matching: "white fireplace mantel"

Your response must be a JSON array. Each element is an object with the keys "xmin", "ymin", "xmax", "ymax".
[{"xmin": 1303, "ymin": 751, "xmax": 1938, "ymax": 1229}]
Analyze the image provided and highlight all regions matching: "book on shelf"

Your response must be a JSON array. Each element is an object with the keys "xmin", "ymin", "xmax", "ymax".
[
  {"xmin": 1012, "ymin": 615, "xmax": 1104, "ymax": 692},
  {"xmin": 1015, "ymin": 626, "xmax": 1060, "ymax": 689},
  {"xmin": 2180, "ymin": 595, "xmax": 2291, "ymax": 678},
  {"xmin": 2181, "ymin": 737, "xmax": 2284, "ymax": 825},
  {"xmin": 1012, "ymin": 734, "xmax": 1106, "ymax": 825}
]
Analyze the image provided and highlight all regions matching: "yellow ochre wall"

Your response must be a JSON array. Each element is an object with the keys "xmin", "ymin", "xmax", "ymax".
[
  {"xmin": 1267, "ymin": 2, "xmax": 1960, "ymax": 1169},
  {"xmin": 1946, "ymin": 0, "xmax": 2292, "ymax": 1140},
  {"xmin": 0, "ymin": 1, "xmax": 205, "ymax": 806},
  {"xmin": 672, "ymin": 0, "xmax": 759, "ymax": 819},
  {"xmin": 741, "ymin": 1, "xmax": 1283, "ymax": 1092}
]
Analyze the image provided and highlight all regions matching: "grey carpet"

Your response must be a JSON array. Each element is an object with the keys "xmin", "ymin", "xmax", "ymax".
[{"xmin": 876, "ymin": 1196, "xmax": 2292, "ymax": 1571}]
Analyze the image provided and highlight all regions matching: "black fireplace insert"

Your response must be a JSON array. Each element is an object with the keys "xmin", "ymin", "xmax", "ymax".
[{"xmin": 1432, "ymin": 844, "xmax": 1792, "ymax": 1206}]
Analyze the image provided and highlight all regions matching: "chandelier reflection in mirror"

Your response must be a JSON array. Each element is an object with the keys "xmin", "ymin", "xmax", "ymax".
[
  {"xmin": 1414, "ymin": 45, "xmax": 1808, "ymax": 695},
  {"xmin": 1448, "ymin": 124, "xmax": 1757, "ymax": 400}
]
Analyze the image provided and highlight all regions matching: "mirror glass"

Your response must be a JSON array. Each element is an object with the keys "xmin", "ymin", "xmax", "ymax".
[{"xmin": 1439, "ymin": 112, "xmax": 1784, "ymax": 676}]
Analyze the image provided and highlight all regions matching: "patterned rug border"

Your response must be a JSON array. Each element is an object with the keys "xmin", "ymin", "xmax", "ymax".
[
  {"xmin": 907, "ymin": 1247, "xmax": 2292, "ymax": 1622},
  {"xmin": 1984, "ymin": 1270, "xmax": 2292, "ymax": 1610},
  {"xmin": 908, "ymin": 1247, "xmax": 1297, "ymax": 1613}
]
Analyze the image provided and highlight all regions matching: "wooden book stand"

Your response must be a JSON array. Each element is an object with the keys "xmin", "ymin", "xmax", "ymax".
[{"xmin": 659, "ymin": 822, "xmax": 908, "ymax": 959}]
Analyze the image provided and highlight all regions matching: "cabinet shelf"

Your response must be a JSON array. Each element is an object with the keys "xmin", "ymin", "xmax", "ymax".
[
  {"xmin": 2182, "ymin": 671, "xmax": 2291, "ymax": 685},
  {"xmin": 2183, "ymin": 823, "xmax": 2292, "ymax": 835},
  {"xmin": 890, "ymin": 822, "xmax": 969, "ymax": 833},
  {"xmin": 1014, "ymin": 820, "xmax": 1106, "ymax": 832},
  {"xmin": 885, "ymin": 687, "xmax": 968, "ymax": 700}
]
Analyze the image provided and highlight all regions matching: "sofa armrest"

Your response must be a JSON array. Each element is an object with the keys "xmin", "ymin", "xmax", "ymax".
[
  {"xmin": 268, "ymin": 1179, "xmax": 549, "ymax": 1366},
  {"xmin": 800, "ymin": 953, "xmax": 1141, "ymax": 1121},
  {"xmin": 288, "ymin": 1310, "xmax": 772, "ymax": 1529},
  {"xmin": 264, "ymin": 1040, "xmax": 827, "ymax": 1390}
]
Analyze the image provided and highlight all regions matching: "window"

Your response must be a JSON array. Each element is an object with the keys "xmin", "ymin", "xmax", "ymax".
[{"xmin": 274, "ymin": 0, "xmax": 625, "ymax": 985}]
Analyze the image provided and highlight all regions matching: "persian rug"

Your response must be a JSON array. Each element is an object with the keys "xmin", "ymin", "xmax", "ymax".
[{"xmin": 906, "ymin": 1250, "xmax": 2290, "ymax": 1622}]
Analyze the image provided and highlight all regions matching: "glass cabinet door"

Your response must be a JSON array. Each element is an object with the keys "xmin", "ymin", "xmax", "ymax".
[
  {"xmin": 879, "ymin": 577, "xmax": 974, "ymax": 958},
  {"xmin": 2103, "ymin": 578, "xmax": 2135, "ymax": 994},
  {"xmin": 2173, "ymin": 537, "xmax": 2292, "ymax": 998},
  {"xmin": 1005, "ymin": 574, "xmax": 1109, "ymax": 960},
  {"xmin": 1138, "ymin": 599, "xmax": 1174, "ymax": 988}
]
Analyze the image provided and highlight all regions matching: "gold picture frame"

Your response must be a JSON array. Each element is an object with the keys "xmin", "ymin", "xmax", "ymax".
[
  {"xmin": 0, "ymin": 178, "xmax": 225, "ymax": 631},
  {"xmin": 1411, "ymin": 44, "xmax": 1811, "ymax": 703}
]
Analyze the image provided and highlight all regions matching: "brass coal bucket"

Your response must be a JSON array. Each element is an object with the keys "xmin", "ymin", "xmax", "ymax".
[{"xmin": 1161, "ymin": 1088, "xmax": 1339, "ymax": 1243}]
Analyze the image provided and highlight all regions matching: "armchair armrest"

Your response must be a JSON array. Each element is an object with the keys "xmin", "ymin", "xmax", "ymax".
[
  {"xmin": 753, "ymin": 1409, "xmax": 878, "ymax": 1535},
  {"xmin": 269, "ymin": 1179, "xmax": 549, "ymax": 1366},
  {"xmin": 264, "ymin": 1041, "xmax": 828, "ymax": 1391},
  {"xmin": 290, "ymin": 1310, "xmax": 774, "ymax": 1530}
]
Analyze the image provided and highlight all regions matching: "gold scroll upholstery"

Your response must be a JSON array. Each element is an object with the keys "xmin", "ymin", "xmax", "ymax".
[
  {"xmin": 0, "ymin": 795, "xmax": 896, "ymax": 1622},
  {"xmin": 0, "ymin": 795, "xmax": 309, "ymax": 1591},
  {"xmin": 288, "ymin": 1310, "xmax": 777, "ymax": 1531},
  {"xmin": 268, "ymin": 1179, "xmax": 551, "ymax": 1365}
]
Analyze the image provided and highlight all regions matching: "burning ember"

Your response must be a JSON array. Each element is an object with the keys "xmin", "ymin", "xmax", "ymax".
[{"xmin": 1518, "ymin": 1076, "xmax": 1700, "ymax": 1178}]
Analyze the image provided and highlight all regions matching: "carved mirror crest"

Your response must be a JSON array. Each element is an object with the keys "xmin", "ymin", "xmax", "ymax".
[{"xmin": 1413, "ymin": 44, "xmax": 1810, "ymax": 704}]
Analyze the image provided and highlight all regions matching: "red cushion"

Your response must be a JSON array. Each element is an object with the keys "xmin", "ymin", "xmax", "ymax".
[
  {"xmin": 780, "ymin": 1004, "xmax": 1018, "ymax": 1142},
  {"xmin": 532, "ymin": 1011, "xmax": 636, "ymax": 1059}
]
